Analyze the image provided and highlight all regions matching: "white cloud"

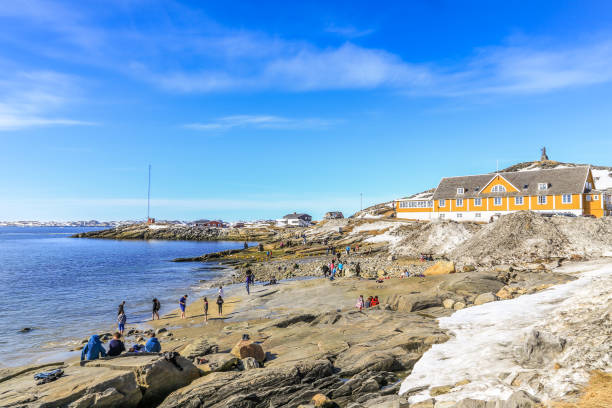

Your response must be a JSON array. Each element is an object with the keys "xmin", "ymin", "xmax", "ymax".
[
  {"xmin": 0, "ymin": 69, "xmax": 96, "ymax": 131},
  {"xmin": 325, "ymin": 24, "xmax": 375, "ymax": 38},
  {"xmin": 184, "ymin": 115, "xmax": 336, "ymax": 131}
]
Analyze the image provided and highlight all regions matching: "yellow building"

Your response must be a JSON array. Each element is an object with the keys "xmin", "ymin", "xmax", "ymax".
[{"xmin": 397, "ymin": 166, "xmax": 611, "ymax": 222}]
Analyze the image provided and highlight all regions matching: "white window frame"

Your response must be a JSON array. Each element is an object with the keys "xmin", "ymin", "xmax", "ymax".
[
  {"xmin": 439, "ymin": 199, "xmax": 446, "ymax": 207},
  {"xmin": 562, "ymin": 194, "xmax": 572, "ymax": 204},
  {"xmin": 456, "ymin": 198, "xmax": 464, "ymax": 207},
  {"xmin": 457, "ymin": 187, "xmax": 464, "ymax": 194},
  {"xmin": 474, "ymin": 198, "xmax": 482, "ymax": 206},
  {"xmin": 494, "ymin": 197, "xmax": 502, "ymax": 206},
  {"xmin": 475, "ymin": 213, "xmax": 481, "ymax": 218},
  {"xmin": 514, "ymin": 196, "xmax": 524, "ymax": 205},
  {"xmin": 538, "ymin": 183, "xmax": 548, "ymax": 191},
  {"xmin": 491, "ymin": 185, "xmax": 506, "ymax": 193},
  {"xmin": 538, "ymin": 195, "xmax": 547, "ymax": 205},
  {"xmin": 457, "ymin": 213, "xmax": 462, "ymax": 218}
]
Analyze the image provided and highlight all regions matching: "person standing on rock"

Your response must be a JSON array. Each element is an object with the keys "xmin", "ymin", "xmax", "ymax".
[
  {"xmin": 203, "ymin": 297, "xmax": 209, "ymax": 322},
  {"xmin": 216, "ymin": 295, "xmax": 224, "ymax": 317},
  {"xmin": 152, "ymin": 298, "xmax": 161, "ymax": 320},
  {"xmin": 337, "ymin": 261, "xmax": 343, "ymax": 277},
  {"xmin": 218, "ymin": 286, "xmax": 224, "ymax": 298},
  {"xmin": 179, "ymin": 294, "xmax": 188, "ymax": 319},
  {"xmin": 117, "ymin": 300, "xmax": 125, "ymax": 316},
  {"xmin": 346, "ymin": 246, "xmax": 350, "ymax": 256}
]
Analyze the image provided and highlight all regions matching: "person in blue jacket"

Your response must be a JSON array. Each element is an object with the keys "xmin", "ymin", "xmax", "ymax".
[
  {"xmin": 81, "ymin": 334, "xmax": 107, "ymax": 361},
  {"xmin": 145, "ymin": 333, "xmax": 161, "ymax": 352}
]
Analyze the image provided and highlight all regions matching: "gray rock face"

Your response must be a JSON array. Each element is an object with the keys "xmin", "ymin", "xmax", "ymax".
[
  {"xmin": 240, "ymin": 357, "xmax": 260, "ymax": 370},
  {"xmin": 516, "ymin": 330, "xmax": 566, "ymax": 368},
  {"xmin": 181, "ymin": 337, "xmax": 218, "ymax": 359}
]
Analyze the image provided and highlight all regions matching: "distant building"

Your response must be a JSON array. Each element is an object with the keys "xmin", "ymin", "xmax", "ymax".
[
  {"xmin": 193, "ymin": 219, "xmax": 210, "ymax": 226},
  {"xmin": 324, "ymin": 211, "xmax": 344, "ymax": 219},
  {"xmin": 396, "ymin": 166, "xmax": 611, "ymax": 222},
  {"xmin": 147, "ymin": 217, "xmax": 156, "ymax": 224},
  {"xmin": 205, "ymin": 220, "xmax": 225, "ymax": 228},
  {"xmin": 276, "ymin": 212, "xmax": 312, "ymax": 227}
]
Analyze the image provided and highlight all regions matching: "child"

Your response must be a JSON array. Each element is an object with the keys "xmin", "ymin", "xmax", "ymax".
[
  {"xmin": 217, "ymin": 295, "xmax": 224, "ymax": 316},
  {"xmin": 117, "ymin": 310, "xmax": 126, "ymax": 336},
  {"xmin": 108, "ymin": 332, "xmax": 126, "ymax": 357},
  {"xmin": 145, "ymin": 333, "xmax": 161, "ymax": 353},
  {"xmin": 81, "ymin": 335, "xmax": 107, "ymax": 361},
  {"xmin": 218, "ymin": 286, "xmax": 224, "ymax": 298},
  {"xmin": 203, "ymin": 297, "xmax": 209, "ymax": 322},
  {"xmin": 355, "ymin": 295, "xmax": 364, "ymax": 311},
  {"xmin": 179, "ymin": 294, "xmax": 188, "ymax": 319},
  {"xmin": 371, "ymin": 296, "xmax": 380, "ymax": 307},
  {"xmin": 152, "ymin": 298, "xmax": 161, "ymax": 320},
  {"xmin": 365, "ymin": 296, "xmax": 372, "ymax": 308}
]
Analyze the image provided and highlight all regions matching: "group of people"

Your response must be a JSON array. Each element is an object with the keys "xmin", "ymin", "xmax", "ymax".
[
  {"xmin": 355, "ymin": 295, "xmax": 380, "ymax": 311},
  {"xmin": 80, "ymin": 331, "xmax": 162, "ymax": 361},
  {"xmin": 322, "ymin": 258, "xmax": 344, "ymax": 280},
  {"xmin": 326, "ymin": 244, "xmax": 360, "ymax": 257}
]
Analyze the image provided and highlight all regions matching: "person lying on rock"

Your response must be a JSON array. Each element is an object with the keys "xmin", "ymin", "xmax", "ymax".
[
  {"xmin": 108, "ymin": 332, "xmax": 126, "ymax": 357},
  {"xmin": 81, "ymin": 334, "xmax": 107, "ymax": 361},
  {"xmin": 145, "ymin": 332, "xmax": 161, "ymax": 352}
]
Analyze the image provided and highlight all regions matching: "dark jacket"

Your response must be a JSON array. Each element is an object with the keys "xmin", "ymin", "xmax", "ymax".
[{"xmin": 108, "ymin": 339, "xmax": 125, "ymax": 357}]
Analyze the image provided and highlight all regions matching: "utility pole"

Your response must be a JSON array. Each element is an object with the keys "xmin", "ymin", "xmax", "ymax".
[
  {"xmin": 147, "ymin": 164, "xmax": 151, "ymax": 221},
  {"xmin": 360, "ymin": 193, "xmax": 363, "ymax": 212}
]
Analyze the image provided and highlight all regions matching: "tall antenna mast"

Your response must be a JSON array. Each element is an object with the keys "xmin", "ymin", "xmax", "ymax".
[{"xmin": 147, "ymin": 164, "xmax": 151, "ymax": 221}]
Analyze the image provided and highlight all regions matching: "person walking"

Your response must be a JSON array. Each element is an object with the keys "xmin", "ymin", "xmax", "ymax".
[
  {"xmin": 216, "ymin": 295, "xmax": 224, "ymax": 317},
  {"xmin": 245, "ymin": 274, "xmax": 251, "ymax": 295},
  {"xmin": 152, "ymin": 298, "xmax": 161, "ymax": 320},
  {"xmin": 337, "ymin": 262, "xmax": 343, "ymax": 277},
  {"xmin": 203, "ymin": 297, "xmax": 209, "ymax": 322},
  {"xmin": 346, "ymin": 246, "xmax": 350, "ymax": 256},
  {"xmin": 117, "ymin": 309, "xmax": 126, "ymax": 336},
  {"xmin": 179, "ymin": 294, "xmax": 188, "ymax": 319}
]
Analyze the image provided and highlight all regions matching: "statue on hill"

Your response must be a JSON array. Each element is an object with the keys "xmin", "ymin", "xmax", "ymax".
[{"xmin": 540, "ymin": 147, "xmax": 549, "ymax": 161}]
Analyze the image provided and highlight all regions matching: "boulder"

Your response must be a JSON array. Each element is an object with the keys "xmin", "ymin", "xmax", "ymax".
[
  {"xmin": 473, "ymin": 293, "xmax": 496, "ymax": 305},
  {"xmin": 462, "ymin": 265, "xmax": 476, "ymax": 272},
  {"xmin": 199, "ymin": 353, "xmax": 239, "ymax": 372},
  {"xmin": 424, "ymin": 261, "xmax": 455, "ymax": 276},
  {"xmin": 442, "ymin": 299, "xmax": 455, "ymax": 309},
  {"xmin": 181, "ymin": 337, "xmax": 218, "ymax": 359},
  {"xmin": 240, "ymin": 357, "xmax": 260, "ymax": 370},
  {"xmin": 156, "ymin": 327, "xmax": 167, "ymax": 335},
  {"xmin": 231, "ymin": 340, "xmax": 266, "ymax": 363},
  {"xmin": 453, "ymin": 302, "xmax": 466, "ymax": 310},
  {"xmin": 312, "ymin": 393, "xmax": 335, "ymax": 407}
]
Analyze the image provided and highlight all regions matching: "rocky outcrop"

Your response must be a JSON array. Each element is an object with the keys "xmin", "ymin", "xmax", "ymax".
[
  {"xmin": 424, "ymin": 261, "xmax": 455, "ymax": 276},
  {"xmin": 230, "ymin": 340, "xmax": 266, "ymax": 363},
  {"xmin": 0, "ymin": 354, "xmax": 200, "ymax": 408}
]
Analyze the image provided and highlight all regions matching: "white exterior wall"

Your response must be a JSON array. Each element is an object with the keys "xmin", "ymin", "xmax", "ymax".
[{"xmin": 397, "ymin": 208, "xmax": 584, "ymax": 222}]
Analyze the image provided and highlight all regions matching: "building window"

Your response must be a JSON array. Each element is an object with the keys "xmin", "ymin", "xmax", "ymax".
[
  {"xmin": 457, "ymin": 187, "xmax": 464, "ymax": 194},
  {"xmin": 457, "ymin": 213, "xmax": 462, "ymax": 218},
  {"xmin": 562, "ymin": 194, "xmax": 572, "ymax": 204},
  {"xmin": 439, "ymin": 214, "xmax": 445, "ymax": 219},
  {"xmin": 593, "ymin": 195, "xmax": 599, "ymax": 200},
  {"xmin": 523, "ymin": 184, "xmax": 529, "ymax": 190},
  {"xmin": 491, "ymin": 185, "xmax": 506, "ymax": 193},
  {"xmin": 475, "ymin": 213, "xmax": 481, "ymax": 218},
  {"xmin": 538, "ymin": 183, "xmax": 548, "ymax": 191},
  {"xmin": 515, "ymin": 196, "xmax": 524, "ymax": 205},
  {"xmin": 439, "ymin": 199, "xmax": 445, "ymax": 207},
  {"xmin": 474, "ymin": 198, "xmax": 482, "ymax": 206},
  {"xmin": 494, "ymin": 197, "xmax": 502, "ymax": 206},
  {"xmin": 456, "ymin": 199, "xmax": 464, "ymax": 207},
  {"xmin": 538, "ymin": 195, "xmax": 547, "ymax": 205}
]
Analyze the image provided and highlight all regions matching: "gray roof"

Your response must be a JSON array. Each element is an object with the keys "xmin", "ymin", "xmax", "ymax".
[
  {"xmin": 432, "ymin": 167, "xmax": 590, "ymax": 200},
  {"xmin": 283, "ymin": 213, "xmax": 311, "ymax": 219}
]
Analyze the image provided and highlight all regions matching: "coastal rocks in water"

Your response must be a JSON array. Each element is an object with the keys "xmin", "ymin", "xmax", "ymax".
[
  {"xmin": 473, "ymin": 292, "xmax": 496, "ymax": 305},
  {"xmin": 424, "ymin": 261, "xmax": 455, "ymax": 276},
  {"xmin": 230, "ymin": 339, "xmax": 266, "ymax": 363},
  {"xmin": 19, "ymin": 327, "xmax": 32, "ymax": 333},
  {"xmin": 156, "ymin": 327, "xmax": 167, "ymax": 335}
]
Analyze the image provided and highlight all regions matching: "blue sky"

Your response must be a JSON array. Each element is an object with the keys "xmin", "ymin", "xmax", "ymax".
[{"xmin": 2, "ymin": 1, "xmax": 612, "ymax": 221}]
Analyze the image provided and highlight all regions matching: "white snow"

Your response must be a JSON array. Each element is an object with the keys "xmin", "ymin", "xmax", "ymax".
[
  {"xmin": 400, "ymin": 260, "xmax": 612, "ymax": 403},
  {"xmin": 148, "ymin": 224, "xmax": 170, "ymax": 230},
  {"xmin": 350, "ymin": 221, "xmax": 397, "ymax": 234},
  {"xmin": 592, "ymin": 168, "xmax": 612, "ymax": 190}
]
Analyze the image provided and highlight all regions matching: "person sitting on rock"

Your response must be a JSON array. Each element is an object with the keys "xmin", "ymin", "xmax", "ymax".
[
  {"xmin": 108, "ymin": 332, "xmax": 126, "ymax": 357},
  {"xmin": 371, "ymin": 296, "xmax": 379, "ymax": 307},
  {"xmin": 356, "ymin": 295, "xmax": 364, "ymax": 311},
  {"xmin": 365, "ymin": 296, "xmax": 372, "ymax": 308},
  {"xmin": 145, "ymin": 333, "xmax": 161, "ymax": 353},
  {"xmin": 81, "ymin": 334, "xmax": 107, "ymax": 361}
]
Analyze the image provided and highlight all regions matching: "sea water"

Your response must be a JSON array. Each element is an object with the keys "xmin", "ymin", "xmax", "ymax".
[{"xmin": 0, "ymin": 226, "xmax": 245, "ymax": 367}]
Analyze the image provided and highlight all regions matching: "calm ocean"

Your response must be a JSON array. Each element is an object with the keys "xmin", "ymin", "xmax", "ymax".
[{"xmin": 0, "ymin": 226, "xmax": 245, "ymax": 367}]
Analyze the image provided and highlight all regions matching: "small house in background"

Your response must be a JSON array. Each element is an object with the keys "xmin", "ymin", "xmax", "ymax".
[
  {"xmin": 276, "ymin": 212, "xmax": 312, "ymax": 227},
  {"xmin": 324, "ymin": 211, "xmax": 344, "ymax": 219},
  {"xmin": 193, "ymin": 219, "xmax": 210, "ymax": 227},
  {"xmin": 146, "ymin": 217, "xmax": 156, "ymax": 224},
  {"xmin": 205, "ymin": 220, "xmax": 225, "ymax": 228}
]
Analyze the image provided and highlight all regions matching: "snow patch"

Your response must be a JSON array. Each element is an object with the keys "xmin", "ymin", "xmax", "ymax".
[
  {"xmin": 592, "ymin": 168, "xmax": 612, "ymax": 190},
  {"xmin": 400, "ymin": 261, "xmax": 612, "ymax": 403}
]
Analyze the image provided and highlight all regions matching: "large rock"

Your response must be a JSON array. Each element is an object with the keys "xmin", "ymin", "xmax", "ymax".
[
  {"xmin": 240, "ymin": 357, "xmax": 260, "ymax": 370},
  {"xmin": 199, "ymin": 353, "xmax": 239, "ymax": 372},
  {"xmin": 181, "ymin": 337, "xmax": 218, "ymax": 359},
  {"xmin": 231, "ymin": 340, "xmax": 266, "ymax": 363},
  {"xmin": 473, "ymin": 293, "xmax": 496, "ymax": 305},
  {"xmin": 424, "ymin": 261, "xmax": 455, "ymax": 276},
  {"xmin": 442, "ymin": 299, "xmax": 455, "ymax": 309},
  {"xmin": 312, "ymin": 393, "xmax": 335, "ymax": 407}
]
